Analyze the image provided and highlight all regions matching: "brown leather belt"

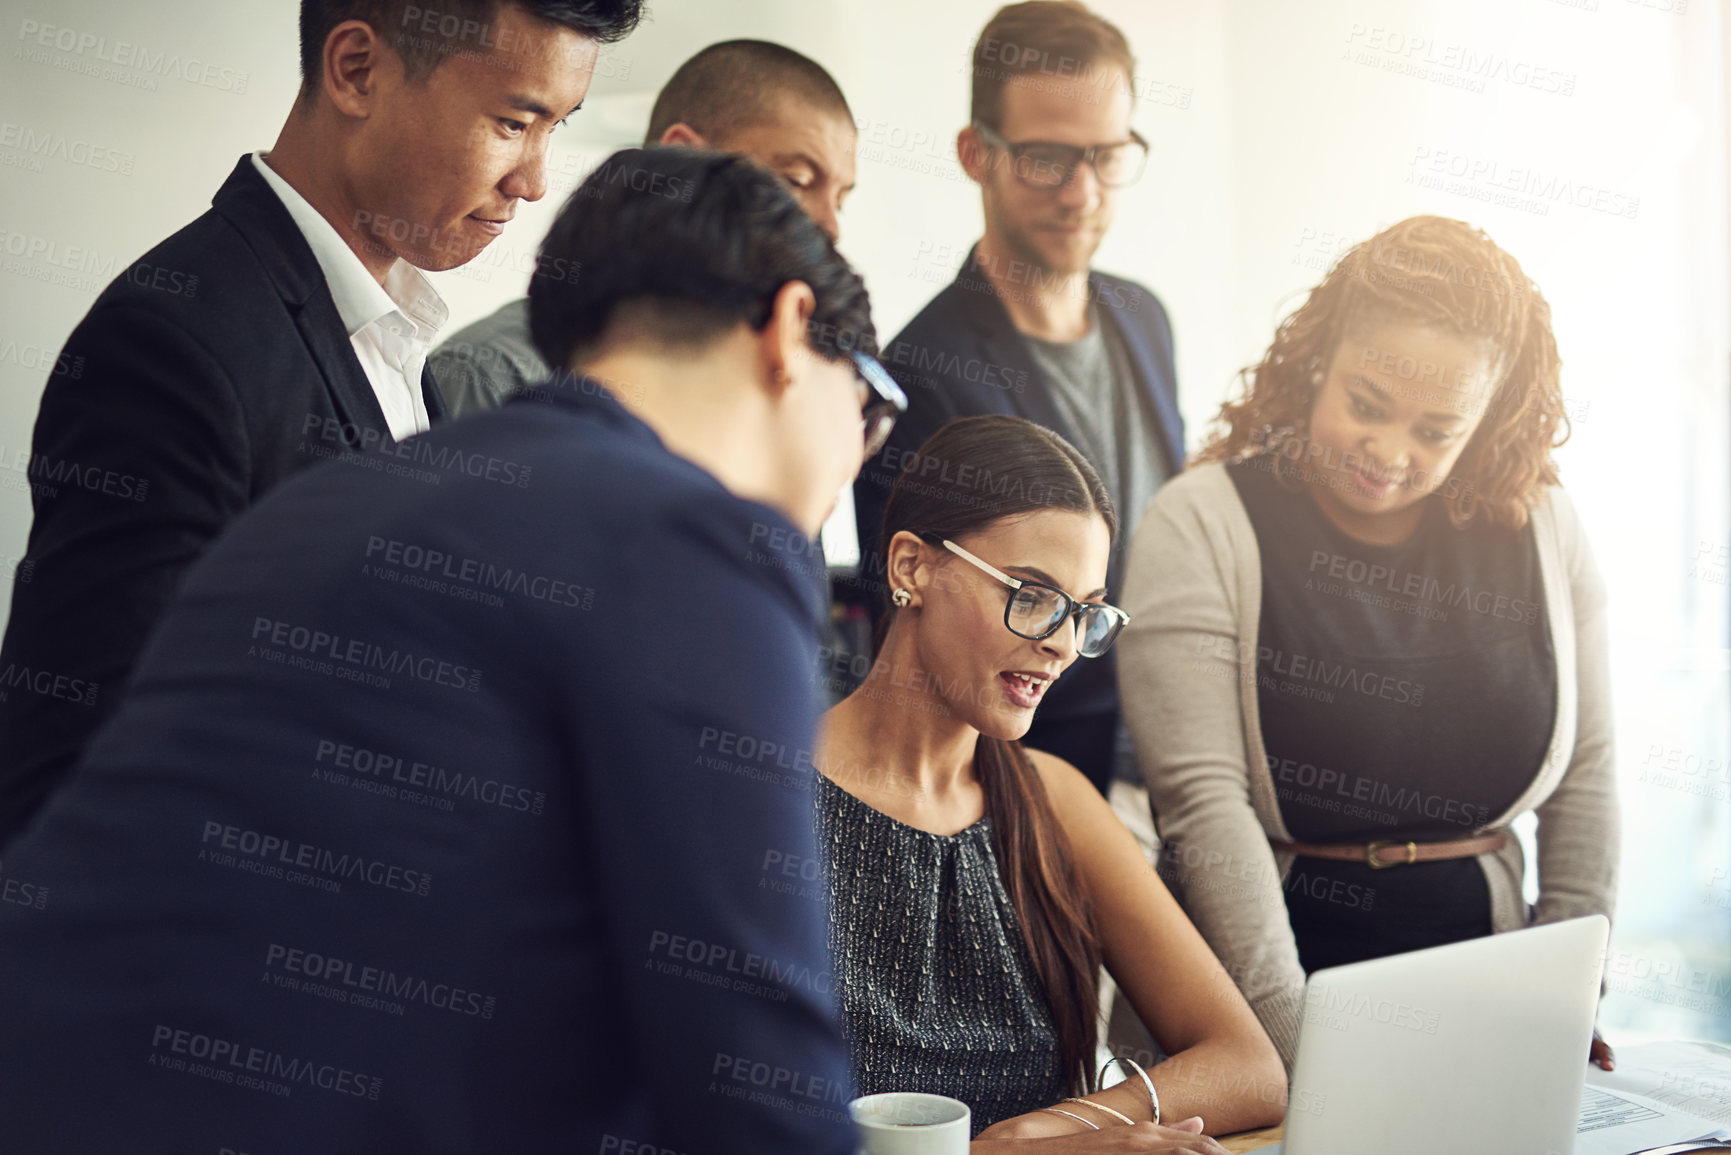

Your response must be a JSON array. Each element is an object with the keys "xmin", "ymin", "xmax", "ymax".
[{"xmin": 1269, "ymin": 833, "xmax": 1507, "ymax": 870}]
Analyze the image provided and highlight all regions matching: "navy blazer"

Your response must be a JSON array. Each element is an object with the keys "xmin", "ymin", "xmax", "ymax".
[
  {"xmin": 850, "ymin": 252, "xmax": 1183, "ymax": 752},
  {"xmin": 0, "ymin": 377, "xmax": 853, "ymax": 1154},
  {"xmin": 0, "ymin": 156, "xmax": 447, "ymax": 847}
]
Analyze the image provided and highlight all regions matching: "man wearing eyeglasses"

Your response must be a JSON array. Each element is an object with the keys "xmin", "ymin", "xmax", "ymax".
[{"xmin": 852, "ymin": 0, "xmax": 1183, "ymax": 801}]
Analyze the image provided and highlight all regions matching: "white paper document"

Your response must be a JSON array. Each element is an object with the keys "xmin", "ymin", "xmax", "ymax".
[
  {"xmin": 1573, "ymin": 1041, "xmax": 1731, "ymax": 1155},
  {"xmin": 1259, "ymin": 1041, "xmax": 1731, "ymax": 1155}
]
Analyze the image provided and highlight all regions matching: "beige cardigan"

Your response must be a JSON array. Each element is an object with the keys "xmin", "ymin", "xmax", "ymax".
[{"xmin": 1117, "ymin": 463, "xmax": 1619, "ymax": 1070}]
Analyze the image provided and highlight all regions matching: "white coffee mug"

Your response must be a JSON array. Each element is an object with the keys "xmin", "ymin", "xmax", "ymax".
[{"xmin": 849, "ymin": 1092, "xmax": 971, "ymax": 1155}]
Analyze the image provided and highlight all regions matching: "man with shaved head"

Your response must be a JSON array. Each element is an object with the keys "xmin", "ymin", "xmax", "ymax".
[
  {"xmin": 430, "ymin": 38, "xmax": 858, "ymax": 416},
  {"xmin": 645, "ymin": 39, "xmax": 856, "ymax": 240}
]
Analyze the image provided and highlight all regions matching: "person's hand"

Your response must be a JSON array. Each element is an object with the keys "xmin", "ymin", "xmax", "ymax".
[
  {"xmin": 1589, "ymin": 1028, "xmax": 1615, "ymax": 1070},
  {"xmin": 973, "ymin": 1112, "xmax": 1226, "ymax": 1151},
  {"xmin": 979, "ymin": 1108, "xmax": 1209, "ymax": 1140}
]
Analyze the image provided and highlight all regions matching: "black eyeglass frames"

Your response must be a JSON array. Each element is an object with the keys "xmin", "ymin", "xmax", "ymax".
[
  {"xmin": 971, "ymin": 121, "xmax": 1150, "ymax": 190},
  {"xmin": 931, "ymin": 537, "xmax": 1129, "ymax": 658}
]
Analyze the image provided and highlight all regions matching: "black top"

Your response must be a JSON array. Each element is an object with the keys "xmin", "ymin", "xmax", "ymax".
[
  {"xmin": 1229, "ymin": 458, "xmax": 1556, "ymax": 971},
  {"xmin": 816, "ymin": 773, "xmax": 1068, "ymax": 1134},
  {"xmin": 0, "ymin": 376, "xmax": 852, "ymax": 1154}
]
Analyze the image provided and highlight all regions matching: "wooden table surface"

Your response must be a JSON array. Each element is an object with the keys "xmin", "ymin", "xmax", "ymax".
[{"xmin": 1220, "ymin": 1124, "xmax": 1283, "ymax": 1152}]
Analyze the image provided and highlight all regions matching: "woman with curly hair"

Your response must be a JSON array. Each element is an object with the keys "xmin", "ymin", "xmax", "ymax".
[{"xmin": 1117, "ymin": 216, "xmax": 1617, "ymax": 1074}]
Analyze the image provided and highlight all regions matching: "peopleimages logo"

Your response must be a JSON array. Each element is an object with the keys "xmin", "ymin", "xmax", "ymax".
[
  {"xmin": 1307, "ymin": 549, "xmax": 1542, "ymax": 625},
  {"xmin": 0, "ymin": 443, "xmax": 150, "ymax": 503},
  {"xmin": 364, "ymin": 536, "xmax": 593, "ymax": 610},
  {"xmin": 711, "ymin": 1051, "xmax": 850, "ymax": 1108},
  {"xmin": 0, "ymin": 661, "xmax": 97, "ymax": 706},
  {"xmin": 1193, "ymin": 636, "xmax": 1427, "ymax": 707},
  {"xmin": 1268, "ymin": 756, "xmax": 1489, "ymax": 827},
  {"xmin": 300, "ymin": 413, "xmax": 533, "ymax": 488},
  {"xmin": 148, "ymin": 1024, "xmax": 379, "ymax": 1099},
  {"xmin": 200, "ymin": 820, "xmax": 433, "ymax": 897},
  {"xmin": 312, "ymin": 738, "xmax": 546, "ymax": 815},
  {"xmin": 264, "ymin": 942, "xmax": 497, "ymax": 1019},
  {"xmin": 0, "ymin": 857, "xmax": 49, "ymax": 910},
  {"xmin": 648, "ymin": 930, "xmax": 834, "ymax": 997},
  {"xmin": 1304, "ymin": 987, "xmax": 1442, "ymax": 1034},
  {"xmin": 16, "ymin": 19, "xmax": 250, "ymax": 93},
  {"xmin": 249, "ymin": 617, "xmax": 482, "ymax": 693},
  {"xmin": 0, "ymin": 121, "xmax": 134, "ymax": 173}
]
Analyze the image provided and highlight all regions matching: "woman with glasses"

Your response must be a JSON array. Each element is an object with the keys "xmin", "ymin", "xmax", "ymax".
[
  {"xmin": 1117, "ymin": 216, "xmax": 1617, "ymax": 1075},
  {"xmin": 816, "ymin": 414, "xmax": 1285, "ymax": 1148}
]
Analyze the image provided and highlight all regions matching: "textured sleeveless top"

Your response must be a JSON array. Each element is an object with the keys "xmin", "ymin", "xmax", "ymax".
[{"xmin": 814, "ymin": 772, "xmax": 1069, "ymax": 1135}]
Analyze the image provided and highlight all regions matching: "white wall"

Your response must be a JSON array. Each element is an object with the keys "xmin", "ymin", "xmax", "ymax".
[
  {"xmin": 0, "ymin": 0, "xmax": 1238, "ymax": 592},
  {"xmin": 1, "ymin": 0, "xmax": 1725, "ymax": 1040}
]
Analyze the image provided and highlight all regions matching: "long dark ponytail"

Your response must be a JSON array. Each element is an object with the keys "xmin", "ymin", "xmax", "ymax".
[{"xmin": 870, "ymin": 414, "xmax": 1115, "ymax": 1095}]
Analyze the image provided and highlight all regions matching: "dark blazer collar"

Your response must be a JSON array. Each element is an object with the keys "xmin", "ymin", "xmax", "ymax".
[
  {"xmin": 208, "ymin": 155, "xmax": 397, "ymax": 438},
  {"xmin": 944, "ymin": 245, "xmax": 1073, "ymax": 437},
  {"xmin": 944, "ymin": 242, "xmax": 1182, "ymax": 468},
  {"xmin": 421, "ymin": 365, "xmax": 448, "ymax": 423},
  {"xmin": 211, "ymin": 156, "xmax": 328, "ymax": 306},
  {"xmin": 1097, "ymin": 283, "xmax": 1185, "ymax": 471}
]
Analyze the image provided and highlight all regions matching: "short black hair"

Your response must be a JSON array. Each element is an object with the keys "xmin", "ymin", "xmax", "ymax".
[
  {"xmin": 644, "ymin": 40, "xmax": 853, "ymax": 146},
  {"xmin": 528, "ymin": 147, "xmax": 874, "ymax": 373},
  {"xmin": 299, "ymin": 0, "xmax": 642, "ymax": 93}
]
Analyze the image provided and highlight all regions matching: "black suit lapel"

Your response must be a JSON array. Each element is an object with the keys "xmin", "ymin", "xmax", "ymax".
[
  {"xmin": 422, "ymin": 363, "xmax": 448, "ymax": 424},
  {"xmin": 976, "ymin": 326, "xmax": 1074, "ymax": 437},
  {"xmin": 948, "ymin": 248, "xmax": 1084, "ymax": 446},
  {"xmin": 291, "ymin": 295, "xmax": 387, "ymax": 436},
  {"xmin": 210, "ymin": 156, "xmax": 392, "ymax": 441},
  {"xmin": 1094, "ymin": 274, "xmax": 1185, "ymax": 471}
]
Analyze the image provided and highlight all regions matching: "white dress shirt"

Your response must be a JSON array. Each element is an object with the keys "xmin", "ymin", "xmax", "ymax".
[{"xmin": 249, "ymin": 152, "xmax": 448, "ymax": 441}]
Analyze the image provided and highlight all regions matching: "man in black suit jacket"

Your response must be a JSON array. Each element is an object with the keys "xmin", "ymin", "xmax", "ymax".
[
  {"xmin": 0, "ymin": 0, "xmax": 642, "ymax": 847},
  {"xmin": 0, "ymin": 148, "xmax": 885, "ymax": 1153},
  {"xmin": 852, "ymin": 1, "xmax": 1183, "ymax": 797}
]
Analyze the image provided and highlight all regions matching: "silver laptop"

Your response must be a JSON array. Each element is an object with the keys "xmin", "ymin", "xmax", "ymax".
[{"xmin": 1273, "ymin": 915, "xmax": 1609, "ymax": 1155}]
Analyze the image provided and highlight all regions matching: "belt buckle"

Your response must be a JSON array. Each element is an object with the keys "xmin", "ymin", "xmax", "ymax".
[{"xmin": 1366, "ymin": 840, "xmax": 1418, "ymax": 869}]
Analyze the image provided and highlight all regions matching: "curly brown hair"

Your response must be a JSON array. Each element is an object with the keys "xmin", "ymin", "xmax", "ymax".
[{"xmin": 1197, "ymin": 215, "xmax": 1570, "ymax": 529}]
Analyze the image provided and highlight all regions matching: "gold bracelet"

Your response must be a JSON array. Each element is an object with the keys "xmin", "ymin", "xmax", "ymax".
[
  {"xmin": 1037, "ymin": 1106, "xmax": 1100, "ymax": 1130},
  {"xmin": 1063, "ymin": 1096, "xmax": 1136, "ymax": 1126}
]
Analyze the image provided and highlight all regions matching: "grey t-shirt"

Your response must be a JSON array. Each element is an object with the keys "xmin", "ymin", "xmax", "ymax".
[
  {"xmin": 427, "ymin": 298, "xmax": 548, "ymax": 418},
  {"xmin": 1022, "ymin": 305, "xmax": 1169, "ymax": 569},
  {"xmin": 1023, "ymin": 306, "xmax": 1171, "ymax": 782}
]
